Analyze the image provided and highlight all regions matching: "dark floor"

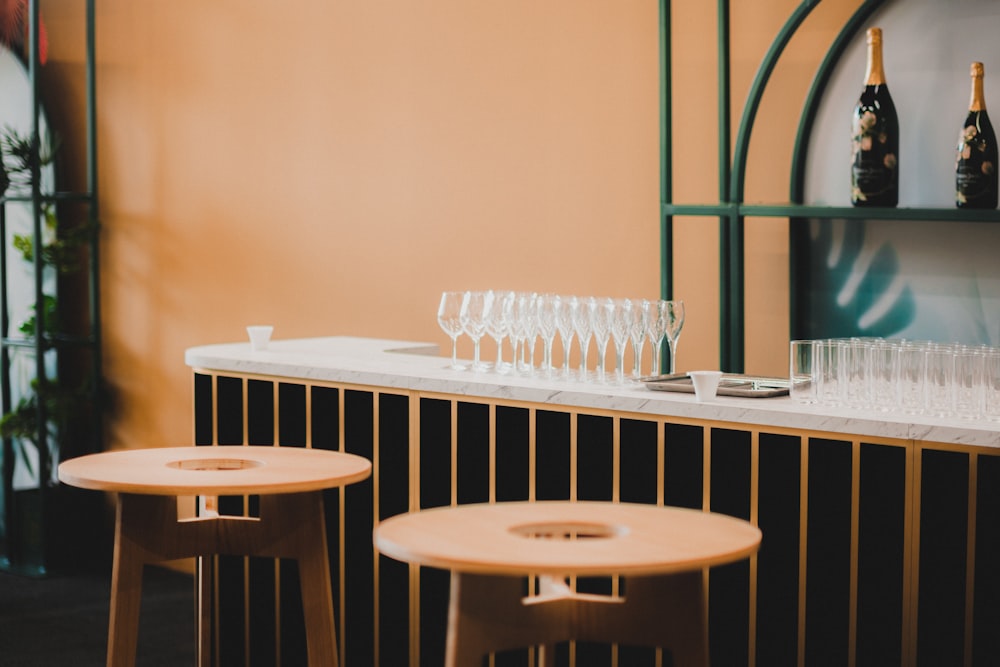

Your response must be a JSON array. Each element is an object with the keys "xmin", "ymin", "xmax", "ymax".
[{"xmin": 0, "ymin": 564, "xmax": 196, "ymax": 666}]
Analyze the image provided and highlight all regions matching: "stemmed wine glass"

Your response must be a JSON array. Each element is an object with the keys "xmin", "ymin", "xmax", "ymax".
[
  {"xmin": 609, "ymin": 299, "xmax": 632, "ymax": 384},
  {"xmin": 628, "ymin": 299, "xmax": 648, "ymax": 379},
  {"xmin": 555, "ymin": 296, "xmax": 576, "ymax": 376},
  {"xmin": 644, "ymin": 299, "xmax": 668, "ymax": 376},
  {"xmin": 536, "ymin": 294, "xmax": 559, "ymax": 376},
  {"xmin": 589, "ymin": 297, "xmax": 613, "ymax": 383},
  {"xmin": 437, "ymin": 291, "xmax": 467, "ymax": 370},
  {"xmin": 460, "ymin": 290, "xmax": 490, "ymax": 371},
  {"xmin": 663, "ymin": 300, "xmax": 685, "ymax": 374},
  {"xmin": 511, "ymin": 292, "xmax": 537, "ymax": 374},
  {"xmin": 485, "ymin": 290, "xmax": 514, "ymax": 373},
  {"xmin": 572, "ymin": 297, "xmax": 593, "ymax": 380}
]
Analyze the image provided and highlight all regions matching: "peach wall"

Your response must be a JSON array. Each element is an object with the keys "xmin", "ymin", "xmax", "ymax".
[{"xmin": 35, "ymin": 0, "xmax": 857, "ymax": 454}]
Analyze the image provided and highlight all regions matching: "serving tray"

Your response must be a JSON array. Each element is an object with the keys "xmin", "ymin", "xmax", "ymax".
[{"xmin": 641, "ymin": 373, "xmax": 790, "ymax": 398}]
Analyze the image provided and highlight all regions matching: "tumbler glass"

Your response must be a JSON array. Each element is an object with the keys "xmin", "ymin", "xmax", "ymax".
[{"xmin": 789, "ymin": 340, "xmax": 817, "ymax": 404}]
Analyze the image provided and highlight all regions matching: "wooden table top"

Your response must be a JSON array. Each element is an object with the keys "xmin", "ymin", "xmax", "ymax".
[
  {"xmin": 374, "ymin": 501, "xmax": 762, "ymax": 577},
  {"xmin": 58, "ymin": 446, "xmax": 372, "ymax": 496}
]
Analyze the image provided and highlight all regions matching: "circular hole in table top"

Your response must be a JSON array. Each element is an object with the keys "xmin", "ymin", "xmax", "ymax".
[
  {"xmin": 509, "ymin": 521, "xmax": 626, "ymax": 541},
  {"xmin": 167, "ymin": 457, "xmax": 264, "ymax": 472}
]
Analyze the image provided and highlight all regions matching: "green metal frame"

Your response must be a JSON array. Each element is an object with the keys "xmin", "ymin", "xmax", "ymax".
[
  {"xmin": 0, "ymin": 0, "xmax": 101, "ymax": 575},
  {"xmin": 659, "ymin": 0, "xmax": 1000, "ymax": 372}
]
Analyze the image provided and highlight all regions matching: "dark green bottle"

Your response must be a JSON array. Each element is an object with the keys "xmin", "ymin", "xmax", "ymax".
[
  {"xmin": 851, "ymin": 27, "xmax": 899, "ymax": 207},
  {"xmin": 956, "ymin": 62, "xmax": 998, "ymax": 209}
]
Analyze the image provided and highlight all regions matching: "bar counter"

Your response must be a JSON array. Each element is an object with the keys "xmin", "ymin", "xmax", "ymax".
[
  {"xmin": 186, "ymin": 335, "xmax": 1000, "ymax": 448},
  {"xmin": 185, "ymin": 335, "xmax": 1000, "ymax": 667}
]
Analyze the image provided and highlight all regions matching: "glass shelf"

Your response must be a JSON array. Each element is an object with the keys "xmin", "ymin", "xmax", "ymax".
[{"xmin": 663, "ymin": 202, "xmax": 1000, "ymax": 223}]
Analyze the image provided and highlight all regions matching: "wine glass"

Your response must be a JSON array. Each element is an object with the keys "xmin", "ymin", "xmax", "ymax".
[
  {"xmin": 663, "ymin": 300, "xmax": 685, "ymax": 374},
  {"xmin": 535, "ymin": 294, "xmax": 559, "ymax": 376},
  {"xmin": 555, "ymin": 295, "xmax": 576, "ymax": 376},
  {"xmin": 589, "ymin": 297, "xmax": 613, "ymax": 383},
  {"xmin": 628, "ymin": 299, "xmax": 648, "ymax": 379},
  {"xmin": 511, "ymin": 292, "xmax": 537, "ymax": 374},
  {"xmin": 609, "ymin": 298, "xmax": 632, "ymax": 385},
  {"xmin": 460, "ymin": 290, "xmax": 490, "ymax": 371},
  {"xmin": 571, "ymin": 296, "xmax": 593, "ymax": 380},
  {"xmin": 644, "ymin": 299, "xmax": 668, "ymax": 376},
  {"xmin": 437, "ymin": 291, "xmax": 467, "ymax": 370},
  {"xmin": 485, "ymin": 290, "xmax": 514, "ymax": 373}
]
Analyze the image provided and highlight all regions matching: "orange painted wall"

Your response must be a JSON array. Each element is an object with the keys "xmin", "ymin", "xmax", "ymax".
[{"xmin": 36, "ymin": 0, "xmax": 856, "ymax": 454}]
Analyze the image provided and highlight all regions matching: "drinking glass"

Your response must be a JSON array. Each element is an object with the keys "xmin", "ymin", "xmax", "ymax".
[
  {"xmin": 628, "ymin": 299, "xmax": 648, "ymax": 379},
  {"xmin": 555, "ymin": 295, "xmax": 576, "ymax": 376},
  {"xmin": 953, "ymin": 345, "xmax": 985, "ymax": 419},
  {"xmin": 923, "ymin": 343, "xmax": 956, "ymax": 418},
  {"xmin": 870, "ymin": 339, "xmax": 900, "ymax": 410},
  {"xmin": 437, "ymin": 291, "xmax": 467, "ymax": 370},
  {"xmin": 589, "ymin": 297, "xmax": 613, "ymax": 383},
  {"xmin": 572, "ymin": 296, "xmax": 594, "ymax": 380},
  {"xmin": 459, "ymin": 290, "xmax": 490, "ymax": 371},
  {"xmin": 984, "ymin": 349, "xmax": 1000, "ymax": 422},
  {"xmin": 663, "ymin": 300, "xmax": 685, "ymax": 374},
  {"xmin": 485, "ymin": 290, "xmax": 514, "ymax": 373},
  {"xmin": 644, "ymin": 300, "xmax": 668, "ymax": 376},
  {"xmin": 609, "ymin": 299, "xmax": 632, "ymax": 384},
  {"xmin": 898, "ymin": 341, "xmax": 927, "ymax": 414},
  {"xmin": 511, "ymin": 292, "xmax": 538, "ymax": 374},
  {"xmin": 536, "ymin": 294, "xmax": 559, "ymax": 375},
  {"xmin": 815, "ymin": 338, "xmax": 846, "ymax": 406},
  {"xmin": 789, "ymin": 339, "xmax": 816, "ymax": 404}
]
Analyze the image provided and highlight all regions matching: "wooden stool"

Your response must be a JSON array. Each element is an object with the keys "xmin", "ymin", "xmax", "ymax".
[
  {"xmin": 374, "ymin": 501, "xmax": 761, "ymax": 667},
  {"xmin": 58, "ymin": 446, "xmax": 371, "ymax": 667}
]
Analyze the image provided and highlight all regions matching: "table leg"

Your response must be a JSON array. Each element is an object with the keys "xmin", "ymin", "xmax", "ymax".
[
  {"xmin": 445, "ymin": 571, "xmax": 707, "ymax": 667},
  {"xmin": 105, "ymin": 491, "xmax": 339, "ymax": 667}
]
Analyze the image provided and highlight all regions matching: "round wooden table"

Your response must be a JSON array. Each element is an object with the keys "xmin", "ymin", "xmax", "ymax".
[
  {"xmin": 374, "ymin": 501, "xmax": 761, "ymax": 667},
  {"xmin": 59, "ymin": 446, "xmax": 371, "ymax": 667}
]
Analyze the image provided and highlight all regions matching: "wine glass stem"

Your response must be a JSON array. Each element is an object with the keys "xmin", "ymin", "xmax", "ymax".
[
  {"xmin": 495, "ymin": 339, "xmax": 504, "ymax": 368},
  {"xmin": 473, "ymin": 338, "xmax": 481, "ymax": 367},
  {"xmin": 668, "ymin": 338, "xmax": 679, "ymax": 374},
  {"xmin": 451, "ymin": 336, "xmax": 460, "ymax": 368},
  {"xmin": 615, "ymin": 346, "xmax": 625, "ymax": 383},
  {"xmin": 651, "ymin": 343, "xmax": 661, "ymax": 376}
]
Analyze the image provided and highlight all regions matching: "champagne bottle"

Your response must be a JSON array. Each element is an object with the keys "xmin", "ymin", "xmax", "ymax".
[
  {"xmin": 851, "ymin": 27, "xmax": 899, "ymax": 207},
  {"xmin": 955, "ymin": 62, "xmax": 998, "ymax": 209}
]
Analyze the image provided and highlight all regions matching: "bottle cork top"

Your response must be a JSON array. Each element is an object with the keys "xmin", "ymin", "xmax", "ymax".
[
  {"xmin": 867, "ymin": 27, "xmax": 882, "ymax": 44},
  {"xmin": 971, "ymin": 62, "xmax": 984, "ymax": 78}
]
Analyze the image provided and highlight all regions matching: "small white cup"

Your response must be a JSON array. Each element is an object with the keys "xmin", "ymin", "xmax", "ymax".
[
  {"xmin": 688, "ymin": 370, "xmax": 723, "ymax": 402},
  {"xmin": 246, "ymin": 325, "xmax": 274, "ymax": 351}
]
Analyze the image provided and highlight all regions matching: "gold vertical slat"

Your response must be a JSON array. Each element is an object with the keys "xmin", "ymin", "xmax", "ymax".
[
  {"xmin": 273, "ymin": 381, "xmax": 282, "ymax": 667},
  {"xmin": 748, "ymin": 430, "xmax": 760, "ymax": 667},
  {"xmin": 246, "ymin": 378, "xmax": 255, "ymax": 667},
  {"xmin": 529, "ymin": 407, "xmax": 537, "ymax": 502},
  {"xmin": 656, "ymin": 417, "xmax": 665, "ymax": 667},
  {"xmin": 964, "ymin": 452, "xmax": 978, "ymax": 667},
  {"xmin": 489, "ymin": 402, "xmax": 496, "ymax": 504},
  {"xmin": 848, "ymin": 439, "xmax": 861, "ymax": 667},
  {"xmin": 450, "ymin": 399, "xmax": 458, "ymax": 507},
  {"xmin": 372, "ymin": 392, "xmax": 381, "ymax": 667},
  {"xmin": 338, "ymin": 387, "xmax": 348, "ymax": 667},
  {"xmin": 798, "ymin": 435, "xmax": 809, "ymax": 667},
  {"xmin": 904, "ymin": 443, "xmax": 921, "ymax": 667},
  {"xmin": 408, "ymin": 392, "xmax": 422, "ymax": 667}
]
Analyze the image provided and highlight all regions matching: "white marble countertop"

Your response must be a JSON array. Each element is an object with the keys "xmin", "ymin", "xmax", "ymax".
[{"xmin": 185, "ymin": 336, "xmax": 1000, "ymax": 448}]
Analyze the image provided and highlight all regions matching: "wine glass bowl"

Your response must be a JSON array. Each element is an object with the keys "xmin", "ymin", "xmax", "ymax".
[
  {"xmin": 437, "ymin": 291, "xmax": 467, "ymax": 370},
  {"xmin": 663, "ymin": 300, "xmax": 685, "ymax": 375},
  {"xmin": 460, "ymin": 290, "xmax": 490, "ymax": 371}
]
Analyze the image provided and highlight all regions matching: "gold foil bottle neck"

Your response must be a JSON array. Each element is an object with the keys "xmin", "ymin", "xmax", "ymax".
[
  {"xmin": 970, "ymin": 62, "xmax": 986, "ymax": 112},
  {"xmin": 864, "ymin": 27, "xmax": 887, "ymax": 86}
]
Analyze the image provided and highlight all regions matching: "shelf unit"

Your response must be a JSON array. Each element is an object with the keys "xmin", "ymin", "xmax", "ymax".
[
  {"xmin": 659, "ymin": 0, "xmax": 1000, "ymax": 372},
  {"xmin": 0, "ymin": 0, "xmax": 103, "ymax": 575}
]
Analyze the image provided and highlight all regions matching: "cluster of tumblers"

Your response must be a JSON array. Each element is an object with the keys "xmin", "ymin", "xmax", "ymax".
[{"xmin": 791, "ymin": 337, "xmax": 1000, "ymax": 420}]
